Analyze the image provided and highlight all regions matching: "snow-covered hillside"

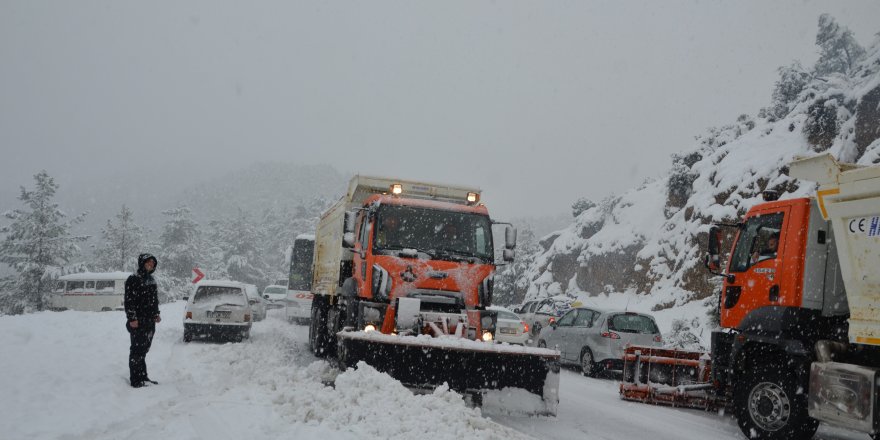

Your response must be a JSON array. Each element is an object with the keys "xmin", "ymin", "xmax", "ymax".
[{"xmin": 523, "ymin": 19, "xmax": 880, "ymax": 347}]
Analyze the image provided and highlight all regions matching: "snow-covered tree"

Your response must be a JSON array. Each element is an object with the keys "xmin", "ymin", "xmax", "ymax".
[
  {"xmin": 0, "ymin": 171, "xmax": 88, "ymax": 314},
  {"xmin": 258, "ymin": 198, "xmax": 330, "ymax": 279},
  {"xmin": 571, "ymin": 198, "xmax": 596, "ymax": 218},
  {"xmin": 769, "ymin": 62, "xmax": 810, "ymax": 119},
  {"xmin": 96, "ymin": 204, "xmax": 144, "ymax": 272},
  {"xmin": 665, "ymin": 317, "xmax": 705, "ymax": 351},
  {"xmin": 208, "ymin": 210, "xmax": 269, "ymax": 288},
  {"xmin": 158, "ymin": 206, "xmax": 200, "ymax": 279},
  {"xmin": 814, "ymin": 14, "xmax": 866, "ymax": 76}
]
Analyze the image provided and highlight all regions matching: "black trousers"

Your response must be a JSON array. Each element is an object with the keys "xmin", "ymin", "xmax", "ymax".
[{"xmin": 127, "ymin": 321, "xmax": 155, "ymax": 384}]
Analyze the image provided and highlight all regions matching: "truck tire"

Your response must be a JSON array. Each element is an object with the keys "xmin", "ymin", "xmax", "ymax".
[
  {"xmin": 734, "ymin": 361, "xmax": 818, "ymax": 440},
  {"xmin": 309, "ymin": 298, "xmax": 332, "ymax": 357}
]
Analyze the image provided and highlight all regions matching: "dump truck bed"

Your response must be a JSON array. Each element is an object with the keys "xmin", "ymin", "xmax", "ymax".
[{"xmin": 790, "ymin": 154, "xmax": 880, "ymax": 346}]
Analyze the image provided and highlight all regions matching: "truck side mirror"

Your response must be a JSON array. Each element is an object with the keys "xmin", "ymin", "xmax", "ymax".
[
  {"xmin": 343, "ymin": 211, "xmax": 357, "ymax": 248},
  {"xmin": 705, "ymin": 226, "xmax": 722, "ymax": 271},
  {"xmin": 505, "ymin": 226, "xmax": 517, "ymax": 250}
]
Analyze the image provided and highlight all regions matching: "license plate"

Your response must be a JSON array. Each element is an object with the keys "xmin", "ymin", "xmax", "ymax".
[
  {"xmin": 207, "ymin": 311, "xmax": 231, "ymax": 319},
  {"xmin": 499, "ymin": 327, "xmax": 517, "ymax": 335}
]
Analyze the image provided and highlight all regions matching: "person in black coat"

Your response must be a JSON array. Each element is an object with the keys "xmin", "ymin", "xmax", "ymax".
[{"xmin": 125, "ymin": 253, "xmax": 162, "ymax": 388}]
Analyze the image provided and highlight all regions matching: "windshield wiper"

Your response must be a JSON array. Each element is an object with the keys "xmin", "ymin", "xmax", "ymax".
[{"xmin": 431, "ymin": 247, "xmax": 487, "ymax": 263}]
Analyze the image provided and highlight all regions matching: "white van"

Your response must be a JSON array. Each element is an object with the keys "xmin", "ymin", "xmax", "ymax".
[{"xmin": 47, "ymin": 272, "xmax": 130, "ymax": 312}]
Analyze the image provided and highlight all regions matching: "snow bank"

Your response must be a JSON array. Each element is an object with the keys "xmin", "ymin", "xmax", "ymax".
[{"xmin": 0, "ymin": 302, "xmax": 530, "ymax": 440}]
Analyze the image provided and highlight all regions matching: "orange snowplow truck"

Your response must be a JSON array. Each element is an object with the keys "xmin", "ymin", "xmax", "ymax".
[
  {"xmin": 621, "ymin": 154, "xmax": 879, "ymax": 440},
  {"xmin": 308, "ymin": 176, "xmax": 560, "ymax": 415}
]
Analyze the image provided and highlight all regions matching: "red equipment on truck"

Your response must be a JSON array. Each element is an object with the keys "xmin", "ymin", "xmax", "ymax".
[
  {"xmin": 308, "ymin": 176, "xmax": 560, "ymax": 414},
  {"xmin": 621, "ymin": 154, "xmax": 880, "ymax": 440}
]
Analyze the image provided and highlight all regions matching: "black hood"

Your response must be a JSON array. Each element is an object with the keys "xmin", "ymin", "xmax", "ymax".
[{"xmin": 137, "ymin": 253, "xmax": 158, "ymax": 274}]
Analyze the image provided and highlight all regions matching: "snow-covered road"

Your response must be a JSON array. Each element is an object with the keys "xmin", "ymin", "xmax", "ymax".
[{"xmin": 0, "ymin": 302, "xmax": 869, "ymax": 440}]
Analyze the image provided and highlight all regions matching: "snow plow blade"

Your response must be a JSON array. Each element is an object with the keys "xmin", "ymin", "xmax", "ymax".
[
  {"xmin": 337, "ymin": 331, "xmax": 561, "ymax": 415},
  {"xmin": 619, "ymin": 345, "xmax": 720, "ymax": 410}
]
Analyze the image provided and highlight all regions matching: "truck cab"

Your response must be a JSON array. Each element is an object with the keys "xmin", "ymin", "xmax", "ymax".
[
  {"xmin": 715, "ymin": 197, "xmax": 848, "ymax": 331},
  {"xmin": 348, "ymin": 194, "xmax": 498, "ymax": 334}
]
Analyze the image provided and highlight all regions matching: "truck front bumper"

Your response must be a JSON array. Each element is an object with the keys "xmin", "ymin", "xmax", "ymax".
[{"xmin": 808, "ymin": 361, "xmax": 879, "ymax": 435}]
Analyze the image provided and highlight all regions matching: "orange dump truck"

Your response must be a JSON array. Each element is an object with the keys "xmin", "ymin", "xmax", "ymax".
[
  {"xmin": 621, "ymin": 154, "xmax": 880, "ymax": 440},
  {"xmin": 308, "ymin": 176, "xmax": 560, "ymax": 414}
]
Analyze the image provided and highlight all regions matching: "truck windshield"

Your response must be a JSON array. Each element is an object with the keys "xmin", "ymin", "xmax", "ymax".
[
  {"xmin": 729, "ymin": 212, "xmax": 784, "ymax": 272},
  {"xmin": 373, "ymin": 206, "xmax": 493, "ymax": 262}
]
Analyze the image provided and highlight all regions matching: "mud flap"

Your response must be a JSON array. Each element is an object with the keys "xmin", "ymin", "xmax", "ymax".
[{"xmin": 337, "ymin": 331, "xmax": 561, "ymax": 415}]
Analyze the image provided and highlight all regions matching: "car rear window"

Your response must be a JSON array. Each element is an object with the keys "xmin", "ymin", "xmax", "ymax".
[
  {"xmin": 194, "ymin": 286, "xmax": 246, "ymax": 305},
  {"xmin": 494, "ymin": 310, "xmax": 520, "ymax": 320},
  {"xmin": 264, "ymin": 286, "xmax": 286, "ymax": 294},
  {"xmin": 608, "ymin": 314, "xmax": 658, "ymax": 334}
]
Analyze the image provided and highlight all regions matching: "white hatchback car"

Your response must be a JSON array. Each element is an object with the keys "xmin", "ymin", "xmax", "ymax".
[
  {"xmin": 488, "ymin": 306, "xmax": 530, "ymax": 345},
  {"xmin": 537, "ymin": 308, "xmax": 662, "ymax": 376},
  {"xmin": 244, "ymin": 284, "xmax": 267, "ymax": 322},
  {"xmin": 184, "ymin": 281, "xmax": 254, "ymax": 342},
  {"xmin": 261, "ymin": 285, "xmax": 287, "ymax": 310}
]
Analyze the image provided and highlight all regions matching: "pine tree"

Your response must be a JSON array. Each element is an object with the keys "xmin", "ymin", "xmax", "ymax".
[
  {"xmin": 814, "ymin": 14, "xmax": 866, "ymax": 76},
  {"xmin": 209, "ymin": 210, "xmax": 269, "ymax": 288},
  {"xmin": 770, "ymin": 62, "xmax": 810, "ymax": 119},
  {"xmin": 158, "ymin": 206, "xmax": 200, "ymax": 279},
  {"xmin": 571, "ymin": 198, "xmax": 596, "ymax": 218},
  {"xmin": 96, "ymin": 205, "xmax": 144, "ymax": 272},
  {"xmin": 0, "ymin": 171, "xmax": 88, "ymax": 313}
]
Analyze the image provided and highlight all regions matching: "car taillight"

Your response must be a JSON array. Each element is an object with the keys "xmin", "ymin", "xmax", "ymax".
[
  {"xmin": 244, "ymin": 314, "xmax": 251, "ymax": 322},
  {"xmin": 185, "ymin": 312, "xmax": 192, "ymax": 319},
  {"xmin": 601, "ymin": 331, "xmax": 620, "ymax": 339},
  {"xmin": 548, "ymin": 317, "xmax": 556, "ymax": 324},
  {"xmin": 522, "ymin": 321, "xmax": 529, "ymax": 333},
  {"xmin": 654, "ymin": 334, "xmax": 662, "ymax": 343}
]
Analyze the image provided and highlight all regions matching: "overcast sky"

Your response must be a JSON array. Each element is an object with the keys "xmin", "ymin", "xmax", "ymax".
[{"xmin": 2, "ymin": 1, "xmax": 879, "ymax": 220}]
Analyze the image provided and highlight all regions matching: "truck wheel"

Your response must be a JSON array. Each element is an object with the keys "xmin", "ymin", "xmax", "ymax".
[
  {"xmin": 581, "ymin": 348, "xmax": 596, "ymax": 378},
  {"xmin": 734, "ymin": 362, "xmax": 818, "ymax": 440},
  {"xmin": 309, "ymin": 300, "xmax": 331, "ymax": 357}
]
